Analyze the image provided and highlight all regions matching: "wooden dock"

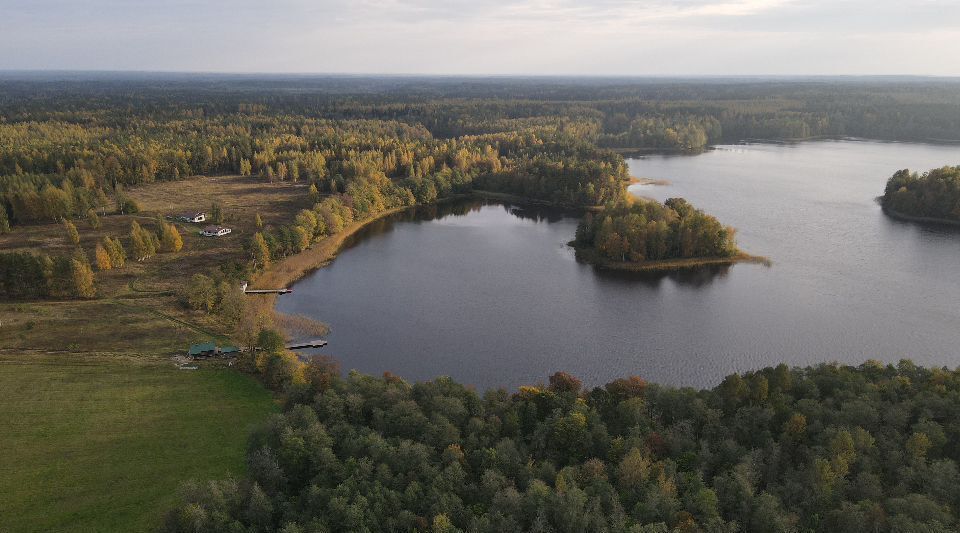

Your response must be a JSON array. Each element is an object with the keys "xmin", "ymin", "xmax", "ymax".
[
  {"xmin": 286, "ymin": 340, "xmax": 328, "ymax": 350},
  {"xmin": 244, "ymin": 288, "xmax": 293, "ymax": 295},
  {"xmin": 239, "ymin": 281, "xmax": 292, "ymax": 295}
]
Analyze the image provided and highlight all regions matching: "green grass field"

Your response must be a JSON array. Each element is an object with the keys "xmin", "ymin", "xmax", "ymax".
[{"xmin": 0, "ymin": 356, "xmax": 277, "ymax": 533}]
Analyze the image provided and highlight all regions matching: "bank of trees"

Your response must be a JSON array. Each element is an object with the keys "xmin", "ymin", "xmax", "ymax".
[
  {"xmin": 0, "ymin": 251, "xmax": 95, "ymax": 299},
  {"xmin": 575, "ymin": 198, "xmax": 738, "ymax": 263},
  {"xmin": 164, "ymin": 360, "xmax": 960, "ymax": 532},
  {"xmin": 882, "ymin": 166, "xmax": 960, "ymax": 222},
  {"xmin": 0, "ymin": 216, "xmax": 187, "ymax": 299},
  {"xmin": 597, "ymin": 116, "xmax": 721, "ymax": 152}
]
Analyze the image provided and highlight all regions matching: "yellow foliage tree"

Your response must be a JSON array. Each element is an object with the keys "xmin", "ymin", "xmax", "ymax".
[
  {"xmin": 94, "ymin": 242, "xmax": 112, "ymax": 270},
  {"xmin": 160, "ymin": 222, "xmax": 183, "ymax": 252}
]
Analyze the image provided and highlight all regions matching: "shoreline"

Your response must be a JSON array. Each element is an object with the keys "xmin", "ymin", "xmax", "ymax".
[
  {"xmin": 630, "ymin": 176, "xmax": 671, "ymax": 186},
  {"xmin": 881, "ymin": 206, "xmax": 960, "ymax": 228},
  {"xmin": 471, "ymin": 190, "xmax": 603, "ymax": 211},
  {"xmin": 253, "ymin": 192, "xmax": 768, "ymax": 325},
  {"xmin": 572, "ymin": 246, "xmax": 771, "ymax": 272},
  {"xmin": 256, "ymin": 190, "xmax": 596, "ymax": 292},
  {"xmin": 250, "ymin": 204, "xmax": 415, "ymax": 328}
]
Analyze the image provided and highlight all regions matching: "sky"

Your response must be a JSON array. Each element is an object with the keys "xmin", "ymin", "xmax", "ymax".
[{"xmin": 1, "ymin": 0, "xmax": 958, "ymax": 76}]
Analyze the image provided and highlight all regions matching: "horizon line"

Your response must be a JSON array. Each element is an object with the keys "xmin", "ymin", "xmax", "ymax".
[{"xmin": 1, "ymin": 69, "xmax": 959, "ymax": 80}]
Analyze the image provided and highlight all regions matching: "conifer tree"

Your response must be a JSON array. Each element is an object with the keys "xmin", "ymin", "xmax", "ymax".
[{"xmin": 211, "ymin": 202, "xmax": 224, "ymax": 224}]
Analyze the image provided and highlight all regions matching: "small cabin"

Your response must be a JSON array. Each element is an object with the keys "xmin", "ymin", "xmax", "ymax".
[
  {"xmin": 179, "ymin": 212, "xmax": 206, "ymax": 223},
  {"xmin": 188, "ymin": 342, "xmax": 240, "ymax": 359},
  {"xmin": 220, "ymin": 346, "xmax": 240, "ymax": 358},
  {"xmin": 188, "ymin": 342, "xmax": 217, "ymax": 359},
  {"xmin": 201, "ymin": 225, "xmax": 232, "ymax": 237}
]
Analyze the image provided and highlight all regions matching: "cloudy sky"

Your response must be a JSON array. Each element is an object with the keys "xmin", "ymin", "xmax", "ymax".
[{"xmin": 2, "ymin": 0, "xmax": 958, "ymax": 75}]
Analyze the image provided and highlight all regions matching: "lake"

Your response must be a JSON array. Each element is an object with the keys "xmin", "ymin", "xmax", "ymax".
[{"xmin": 277, "ymin": 140, "xmax": 960, "ymax": 390}]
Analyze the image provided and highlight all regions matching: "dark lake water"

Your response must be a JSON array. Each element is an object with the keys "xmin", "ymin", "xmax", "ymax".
[{"xmin": 278, "ymin": 141, "xmax": 960, "ymax": 390}]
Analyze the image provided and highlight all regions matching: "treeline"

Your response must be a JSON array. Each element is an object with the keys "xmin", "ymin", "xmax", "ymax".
[
  {"xmin": 2, "ymin": 78, "xmax": 958, "ymax": 235},
  {"xmin": 0, "ymin": 113, "xmax": 622, "ymax": 234},
  {"xmin": 474, "ymin": 144, "xmax": 628, "ymax": 206},
  {"xmin": 3, "ymin": 78, "xmax": 958, "ymax": 166},
  {"xmin": 882, "ymin": 166, "xmax": 960, "ymax": 222},
  {"xmin": 0, "ymin": 218, "xmax": 184, "ymax": 300},
  {"xmin": 597, "ymin": 116, "xmax": 722, "ymax": 152},
  {"xmin": 0, "ymin": 251, "xmax": 94, "ymax": 299},
  {"xmin": 574, "ymin": 198, "xmax": 738, "ymax": 263},
  {"xmin": 164, "ymin": 360, "xmax": 960, "ymax": 532}
]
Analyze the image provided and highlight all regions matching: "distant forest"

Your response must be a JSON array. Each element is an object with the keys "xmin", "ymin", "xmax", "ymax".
[{"xmin": 2, "ymin": 76, "xmax": 959, "ymax": 297}]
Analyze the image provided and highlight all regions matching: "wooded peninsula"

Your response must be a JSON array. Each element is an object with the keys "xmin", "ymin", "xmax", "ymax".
[{"xmin": 881, "ymin": 166, "xmax": 960, "ymax": 225}]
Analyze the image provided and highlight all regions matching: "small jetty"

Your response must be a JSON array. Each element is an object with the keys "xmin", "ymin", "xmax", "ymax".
[
  {"xmin": 245, "ymin": 288, "xmax": 293, "ymax": 294},
  {"xmin": 240, "ymin": 281, "xmax": 292, "ymax": 295},
  {"xmin": 286, "ymin": 340, "xmax": 328, "ymax": 350}
]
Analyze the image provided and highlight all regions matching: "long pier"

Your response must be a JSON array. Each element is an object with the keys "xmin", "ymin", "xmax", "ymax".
[
  {"xmin": 286, "ymin": 340, "xmax": 328, "ymax": 350},
  {"xmin": 244, "ymin": 288, "xmax": 293, "ymax": 295},
  {"xmin": 240, "ymin": 281, "xmax": 292, "ymax": 295}
]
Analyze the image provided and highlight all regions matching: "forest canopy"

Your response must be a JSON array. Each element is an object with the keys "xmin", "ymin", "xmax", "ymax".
[
  {"xmin": 574, "ymin": 198, "xmax": 738, "ymax": 264},
  {"xmin": 882, "ymin": 166, "xmax": 960, "ymax": 223},
  {"xmin": 164, "ymin": 360, "xmax": 960, "ymax": 533}
]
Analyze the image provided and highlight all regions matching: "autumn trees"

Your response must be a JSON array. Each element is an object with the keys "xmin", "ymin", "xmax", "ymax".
[
  {"xmin": 575, "ymin": 197, "xmax": 738, "ymax": 264},
  {"xmin": 0, "ymin": 251, "xmax": 94, "ymax": 299},
  {"xmin": 882, "ymin": 166, "xmax": 960, "ymax": 222},
  {"xmin": 163, "ymin": 361, "xmax": 960, "ymax": 532}
]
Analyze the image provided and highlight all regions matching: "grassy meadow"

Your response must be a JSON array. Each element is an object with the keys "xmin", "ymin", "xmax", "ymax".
[
  {"xmin": 0, "ymin": 175, "xmax": 309, "ymax": 531},
  {"xmin": 0, "ymin": 355, "xmax": 277, "ymax": 533}
]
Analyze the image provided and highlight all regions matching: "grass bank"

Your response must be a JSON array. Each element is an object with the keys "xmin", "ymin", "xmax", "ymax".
[{"xmin": 0, "ymin": 355, "xmax": 277, "ymax": 533}]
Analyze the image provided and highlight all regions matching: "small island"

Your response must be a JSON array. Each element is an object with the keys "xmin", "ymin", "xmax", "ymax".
[
  {"xmin": 881, "ymin": 166, "xmax": 960, "ymax": 225},
  {"xmin": 571, "ymin": 196, "xmax": 766, "ymax": 271}
]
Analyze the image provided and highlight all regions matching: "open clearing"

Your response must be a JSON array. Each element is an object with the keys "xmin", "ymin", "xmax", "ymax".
[
  {"xmin": 0, "ymin": 175, "xmax": 307, "ymax": 532},
  {"xmin": 0, "ymin": 355, "xmax": 277, "ymax": 533}
]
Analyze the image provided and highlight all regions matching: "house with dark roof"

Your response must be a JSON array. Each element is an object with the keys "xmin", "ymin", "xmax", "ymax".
[
  {"xmin": 200, "ymin": 225, "xmax": 232, "ymax": 237},
  {"xmin": 178, "ymin": 212, "xmax": 206, "ymax": 223}
]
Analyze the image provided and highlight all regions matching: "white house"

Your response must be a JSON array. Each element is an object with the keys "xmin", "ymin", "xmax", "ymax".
[
  {"xmin": 179, "ymin": 211, "xmax": 206, "ymax": 223},
  {"xmin": 200, "ymin": 225, "xmax": 232, "ymax": 237}
]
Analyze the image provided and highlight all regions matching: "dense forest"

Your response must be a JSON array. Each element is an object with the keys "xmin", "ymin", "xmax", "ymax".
[
  {"xmin": 164, "ymin": 360, "xmax": 960, "ymax": 532},
  {"xmin": 881, "ymin": 166, "xmax": 960, "ymax": 223},
  {"xmin": 574, "ymin": 198, "xmax": 738, "ymax": 264}
]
